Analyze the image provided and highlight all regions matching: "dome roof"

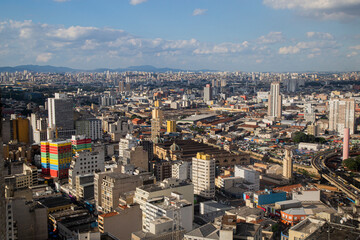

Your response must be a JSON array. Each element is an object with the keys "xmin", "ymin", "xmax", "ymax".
[{"xmin": 170, "ymin": 142, "xmax": 182, "ymax": 152}]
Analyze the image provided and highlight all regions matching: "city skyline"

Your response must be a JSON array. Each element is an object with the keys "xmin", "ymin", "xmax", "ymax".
[{"xmin": 0, "ymin": 0, "xmax": 360, "ymax": 72}]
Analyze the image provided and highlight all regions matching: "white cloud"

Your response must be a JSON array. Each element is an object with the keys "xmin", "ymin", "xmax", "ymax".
[
  {"xmin": 130, "ymin": 0, "xmax": 147, "ymax": 5},
  {"xmin": 347, "ymin": 51, "xmax": 358, "ymax": 57},
  {"xmin": 306, "ymin": 32, "xmax": 334, "ymax": 39},
  {"xmin": 193, "ymin": 9, "xmax": 208, "ymax": 16},
  {"xmin": 263, "ymin": 0, "xmax": 360, "ymax": 19},
  {"xmin": 0, "ymin": 20, "xmax": 357, "ymax": 71},
  {"xmin": 350, "ymin": 45, "xmax": 360, "ymax": 50},
  {"xmin": 279, "ymin": 46, "xmax": 300, "ymax": 54},
  {"xmin": 257, "ymin": 32, "xmax": 285, "ymax": 44},
  {"xmin": 54, "ymin": 0, "xmax": 71, "ymax": 2},
  {"xmin": 36, "ymin": 53, "xmax": 53, "ymax": 63}
]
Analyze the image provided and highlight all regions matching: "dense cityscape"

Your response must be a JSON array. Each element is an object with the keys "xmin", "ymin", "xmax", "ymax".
[{"xmin": 1, "ymin": 69, "xmax": 360, "ymax": 240}]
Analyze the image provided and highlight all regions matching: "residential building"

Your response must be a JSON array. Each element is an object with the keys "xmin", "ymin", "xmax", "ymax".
[
  {"xmin": 172, "ymin": 161, "xmax": 192, "ymax": 181},
  {"xmin": 68, "ymin": 150, "xmax": 105, "ymax": 188},
  {"xmin": 192, "ymin": 152, "xmax": 215, "ymax": 199},
  {"xmin": 329, "ymin": 98, "xmax": 355, "ymax": 135},
  {"xmin": 151, "ymin": 108, "xmax": 163, "ymax": 141},
  {"xmin": 203, "ymin": 84, "xmax": 212, "ymax": 102},
  {"xmin": 268, "ymin": 82, "xmax": 282, "ymax": 119},
  {"xmin": 143, "ymin": 193, "xmax": 193, "ymax": 232}
]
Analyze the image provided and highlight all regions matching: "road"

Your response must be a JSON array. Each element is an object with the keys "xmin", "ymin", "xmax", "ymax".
[{"xmin": 311, "ymin": 150, "xmax": 360, "ymax": 206}]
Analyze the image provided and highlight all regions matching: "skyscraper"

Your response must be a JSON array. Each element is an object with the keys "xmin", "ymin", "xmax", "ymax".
[
  {"xmin": 283, "ymin": 148, "xmax": 293, "ymax": 180},
  {"xmin": 151, "ymin": 101, "xmax": 163, "ymax": 141},
  {"xmin": 192, "ymin": 152, "xmax": 215, "ymax": 199},
  {"xmin": 48, "ymin": 93, "xmax": 74, "ymax": 130},
  {"xmin": 268, "ymin": 82, "xmax": 282, "ymax": 119},
  {"xmin": 329, "ymin": 98, "xmax": 355, "ymax": 135},
  {"xmin": 203, "ymin": 84, "xmax": 212, "ymax": 102}
]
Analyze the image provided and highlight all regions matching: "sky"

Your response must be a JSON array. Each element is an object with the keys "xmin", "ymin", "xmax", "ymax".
[{"xmin": 0, "ymin": 0, "xmax": 360, "ymax": 72}]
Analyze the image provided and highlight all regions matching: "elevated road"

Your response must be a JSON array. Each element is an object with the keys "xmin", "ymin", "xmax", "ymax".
[{"xmin": 312, "ymin": 150, "xmax": 360, "ymax": 206}]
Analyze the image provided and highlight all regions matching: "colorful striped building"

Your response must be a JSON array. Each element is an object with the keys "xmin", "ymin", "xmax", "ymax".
[
  {"xmin": 71, "ymin": 135, "xmax": 92, "ymax": 153},
  {"xmin": 41, "ymin": 140, "xmax": 72, "ymax": 178}
]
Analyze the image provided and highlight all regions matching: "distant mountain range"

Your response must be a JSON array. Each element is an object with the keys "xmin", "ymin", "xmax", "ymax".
[{"xmin": 0, "ymin": 64, "xmax": 216, "ymax": 73}]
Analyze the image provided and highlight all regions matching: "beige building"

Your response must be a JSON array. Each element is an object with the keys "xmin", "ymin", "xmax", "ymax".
[
  {"xmin": 94, "ymin": 168, "xmax": 153, "ymax": 213},
  {"xmin": 6, "ymin": 198, "xmax": 48, "ymax": 240},
  {"xmin": 5, "ymin": 163, "xmax": 38, "ymax": 194},
  {"xmin": 283, "ymin": 148, "xmax": 293, "ymax": 180},
  {"xmin": 100, "ymin": 172, "xmax": 153, "ymax": 213},
  {"xmin": 151, "ymin": 106, "xmax": 163, "ymax": 141},
  {"xmin": 130, "ymin": 146, "xmax": 149, "ymax": 171},
  {"xmin": 192, "ymin": 152, "xmax": 215, "ymax": 199},
  {"xmin": 98, "ymin": 195, "xmax": 142, "ymax": 240},
  {"xmin": 268, "ymin": 82, "xmax": 282, "ymax": 119}
]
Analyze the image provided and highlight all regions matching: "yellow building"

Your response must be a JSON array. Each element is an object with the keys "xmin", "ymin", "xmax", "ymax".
[
  {"xmin": 12, "ymin": 118, "xmax": 29, "ymax": 143},
  {"xmin": 166, "ymin": 120, "xmax": 176, "ymax": 133}
]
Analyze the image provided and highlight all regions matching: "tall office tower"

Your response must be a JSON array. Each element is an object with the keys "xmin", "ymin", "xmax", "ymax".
[
  {"xmin": 329, "ymin": 98, "xmax": 355, "ymax": 135},
  {"xmin": 75, "ymin": 118, "xmax": 102, "ymax": 141},
  {"xmin": 167, "ymin": 120, "xmax": 176, "ymax": 133},
  {"xmin": 41, "ymin": 140, "xmax": 72, "ymax": 178},
  {"xmin": 151, "ymin": 102, "xmax": 163, "ymax": 141},
  {"xmin": 71, "ymin": 135, "xmax": 92, "ymax": 154},
  {"xmin": 283, "ymin": 148, "xmax": 293, "ymax": 180},
  {"xmin": 126, "ymin": 82, "xmax": 131, "ymax": 92},
  {"xmin": 203, "ymin": 84, "xmax": 212, "ymax": 102},
  {"xmin": 268, "ymin": 82, "xmax": 282, "ymax": 119},
  {"xmin": 192, "ymin": 152, "xmax": 215, "ymax": 199},
  {"xmin": 343, "ymin": 128, "xmax": 350, "ymax": 160},
  {"xmin": 48, "ymin": 93, "xmax": 74, "ymax": 131},
  {"xmin": 100, "ymin": 96, "xmax": 116, "ymax": 106},
  {"xmin": 0, "ymin": 96, "xmax": 5, "ymax": 240},
  {"xmin": 119, "ymin": 80, "xmax": 125, "ymax": 92}
]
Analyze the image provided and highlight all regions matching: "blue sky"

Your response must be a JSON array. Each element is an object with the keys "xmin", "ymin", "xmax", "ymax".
[{"xmin": 0, "ymin": 0, "xmax": 360, "ymax": 72}]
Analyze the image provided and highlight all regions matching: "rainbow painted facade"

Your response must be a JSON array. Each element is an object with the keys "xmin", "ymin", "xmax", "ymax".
[
  {"xmin": 41, "ymin": 140, "xmax": 72, "ymax": 178},
  {"xmin": 71, "ymin": 135, "xmax": 92, "ymax": 153}
]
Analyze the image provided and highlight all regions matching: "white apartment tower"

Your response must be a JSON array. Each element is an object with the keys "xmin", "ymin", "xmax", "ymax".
[
  {"xmin": 329, "ymin": 98, "xmax": 355, "ymax": 135},
  {"xmin": 192, "ymin": 152, "xmax": 215, "ymax": 199},
  {"xmin": 268, "ymin": 82, "xmax": 282, "ymax": 119}
]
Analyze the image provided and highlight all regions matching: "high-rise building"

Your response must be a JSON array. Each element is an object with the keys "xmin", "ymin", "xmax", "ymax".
[
  {"xmin": 119, "ymin": 80, "xmax": 125, "ymax": 92},
  {"xmin": 329, "ymin": 98, "xmax": 355, "ymax": 135},
  {"xmin": 343, "ymin": 128, "xmax": 350, "ymax": 160},
  {"xmin": 41, "ymin": 140, "xmax": 72, "ymax": 178},
  {"xmin": 0, "ymin": 100, "xmax": 5, "ymax": 240},
  {"xmin": 203, "ymin": 84, "xmax": 212, "ymax": 102},
  {"xmin": 10, "ymin": 117, "xmax": 30, "ymax": 144},
  {"xmin": 71, "ymin": 135, "xmax": 92, "ymax": 154},
  {"xmin": 75, "ymin": 119, "xmax": 102, "ymax": 140},
  {"xmin": 166, "ymin": 120, "xmax": 176, "ymax": 133},
  {"xmin": 283, "ymin": 148, "xmax": 293, "ymax": 180},
  {"xmin": 151, "ymin": 104, "xmax": 163, "ymax": 141},
  {"xmin": 192, "ymin": 152, "xmax": 215, "ymax": 199},
  {"xmin": 68, "ymin": 150, "xmax": 105, "ymax": 188},
  {"xmin": 48, "ymin": 93, "xmax": 74, "ymax": 131},
  {"xmin": 119, "ymin": 134, "xmax": 137, "ymax": 163},
  {"xmin": 268, "ymin": 82, "xmax": 282, "ymax": 119}
]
